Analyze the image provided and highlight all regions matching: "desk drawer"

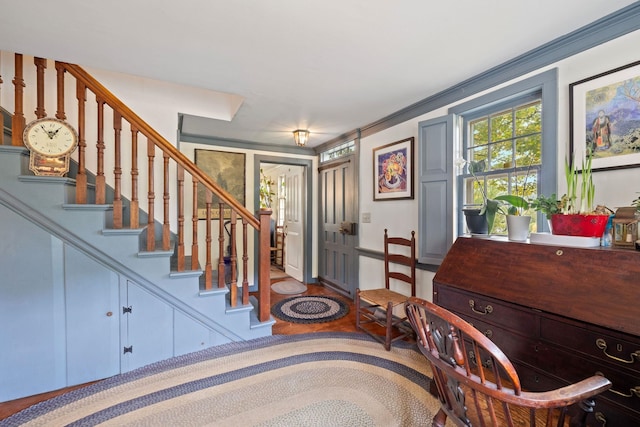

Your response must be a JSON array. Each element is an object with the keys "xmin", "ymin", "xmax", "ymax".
[
  {"xmin": 537, "ymin": 345, "xmax": 640, "ymax": 414},
  {"xmin": 454, "ymin": 310, "xmax": 540, "ymax": 367},
  {"xmin": 436, "ymin": 285, "xmax": 538, "ymax": 337},
  {"xmin": 513, "ymin": 361, "xmax": 564, "ymax": 393},
  {"xmin": 540, "ymin": 316, "xmax": 640, "ymax": 372}
]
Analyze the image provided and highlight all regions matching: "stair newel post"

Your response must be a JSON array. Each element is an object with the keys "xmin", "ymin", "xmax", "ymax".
[
  {"xmin": 190, "ymin": 178, "xmax": 199, "ymax": 271},
  {"xmin": 75, "ymin": 80, "xmax": 87, "ymax": 203},
  {"xmin": 242, "ymin": 218, "xmax": 249, "ymax": 305},
  {"xmin": 229, "ymin": 210, "xmax": 238, "ymax": 298},
  {"xmin": 95, "ymin": 97, "xmax": 106, "ymax": 204},
  {"xmin": 130, "ymin": 126, "xmax": 140, "ymax": 229},
  {"xmin": 33, "ymin": 57, "xmax": 46, "ymax": 119},
  {"xmin": 162, "ymin": 151, "xmax": 170, "ymax": 251},
  {"xmin": 203, "ymin": 192, "xmax": 213, "ymax": 290},
  {"xmin": 176, "ymin": 165, "xmax": 185, "ymax": 271},
  {"xmin": 145, "ymin": 137, "xmax": 155, "ymax": 251},
  {"xmin": 217, "ymin": 202, "xmax": 225, "ymax": 291},
  {"xmin": 258, "ymin": 209, "xmax": 272, "ymax": 322},
  {"xmin": 54, "ymin": 62, "xmax": 66, "ymax": 120},
  {"xmin": 11, "ymin": 53, "xmax": 25, "ymax": 147},
  {"xmin": 112, "ymin": 111, "xmax": 123, "ymax": 228}
]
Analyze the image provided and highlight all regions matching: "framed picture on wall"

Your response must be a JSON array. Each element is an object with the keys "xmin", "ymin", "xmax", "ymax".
[
  {"xmin": 569, "ymin": 60, "xmax": 640, "ymax": 172},
  {"xmin": 195, "ymin": 149, "xmax": 246, "ymax": 219},
  {"xmin": 373, "ymin": 137, "xmax": 414, "ymax": 201}
]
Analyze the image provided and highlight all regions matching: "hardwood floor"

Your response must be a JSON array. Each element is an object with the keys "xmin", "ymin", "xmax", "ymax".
[{"xmin": 0, "ymin": 273, "xmax": 362, "ymax": 420}]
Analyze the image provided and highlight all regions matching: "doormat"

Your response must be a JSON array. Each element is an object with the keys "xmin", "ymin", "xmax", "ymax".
[
  {"xmin": 271, "ymin": 279, "xmax": 308, "ymax": 295},
  {"xmin": 271, "ymin": 296, "xmax": 349, "ymax": 324}
]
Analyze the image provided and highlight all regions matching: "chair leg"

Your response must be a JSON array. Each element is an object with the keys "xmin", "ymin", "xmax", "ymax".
[
  {"xmin": 385, "ymin": 301, "xmax": 393, "ymax": 351},
  {"xmin": 432, "ymin": 409, "xmax": 448, "ymax": 427}
]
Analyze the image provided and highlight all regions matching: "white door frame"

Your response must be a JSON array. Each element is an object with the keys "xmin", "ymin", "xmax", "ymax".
[{"xmin": 254, "ymin": 155, "xmax": 313, "ymax": 284}]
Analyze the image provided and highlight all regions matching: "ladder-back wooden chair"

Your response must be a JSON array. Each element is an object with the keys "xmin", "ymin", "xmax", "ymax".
[
  {"xmin": 405, "ymin": 297, "xmax": 612, "ymax": 427},
  {"xmin": 356, "ymin": 229, "xmax": 416, "ymax": 351}
]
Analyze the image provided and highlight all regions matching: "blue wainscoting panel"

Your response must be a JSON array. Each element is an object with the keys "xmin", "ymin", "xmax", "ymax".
[{"xmin": 0, "ymin": 205, "xmax": 64, "ymax": 401}]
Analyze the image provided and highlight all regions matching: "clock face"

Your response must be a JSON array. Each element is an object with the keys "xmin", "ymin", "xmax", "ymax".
[{"xmin": 23, "ymin": 118, "xmax": 78, "ymax": 157}]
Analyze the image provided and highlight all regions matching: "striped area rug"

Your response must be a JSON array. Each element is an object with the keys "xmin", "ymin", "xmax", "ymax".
[{"xmin": 2, "ymin": 333, "xmax": 439, "ymax": 427}]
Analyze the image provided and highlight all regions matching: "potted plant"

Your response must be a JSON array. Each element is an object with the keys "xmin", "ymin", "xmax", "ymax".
[
  {"xmin": 495, "ymin": 193, "xmax": 531, "ymax": 241},
  {"xmin": 493, "ymin": 160, "xmax": 535, "ymax": 241},
  {"xmin": 548, "ymin": 154, "xmax": 610, "ymax": 237},
  {"xmin": 259, "ymin": 169, "xmax": 275, "ymax": 209},
  {"xmin": 459, "ymin": 159, "xmax": 500, "ymax": 234},
  {"xmin": 530, "ymin": 193, "xmax": 563, "ymax": 220}
]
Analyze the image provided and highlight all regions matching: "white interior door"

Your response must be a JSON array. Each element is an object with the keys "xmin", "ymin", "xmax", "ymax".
[{"xmin": 284, "ymin": 165, "xmax": 304, "ymax": 282}]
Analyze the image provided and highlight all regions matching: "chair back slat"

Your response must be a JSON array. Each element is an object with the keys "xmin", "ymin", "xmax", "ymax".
[{"xmin": 383, "ymin": 229, "xmax": 416, "ymax": 295}]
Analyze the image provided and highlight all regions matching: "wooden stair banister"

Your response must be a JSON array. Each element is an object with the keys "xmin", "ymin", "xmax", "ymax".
[
  {"xmin": 3, "ymin": 53, "xmax": 272, "ymax": 323},
  {"xmin": 60, "ymin": 62, "xmax": 259, "ymax": 227}
]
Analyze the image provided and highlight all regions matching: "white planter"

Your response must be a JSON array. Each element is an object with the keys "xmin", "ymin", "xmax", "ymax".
[{"xmin": 506, "ymin": 215, "xmax": 531, "ymax": 241}]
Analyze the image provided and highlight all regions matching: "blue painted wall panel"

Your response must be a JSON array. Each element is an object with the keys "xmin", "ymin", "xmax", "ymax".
[{"xmin": 0, "ymin": 205, "xmax": 64, "ymax": 401}]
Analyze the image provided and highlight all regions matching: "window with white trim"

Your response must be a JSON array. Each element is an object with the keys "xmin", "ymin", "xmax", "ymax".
[{"xmin": 460, "ymin": 95, "xmax": 542, "ymax": 234}]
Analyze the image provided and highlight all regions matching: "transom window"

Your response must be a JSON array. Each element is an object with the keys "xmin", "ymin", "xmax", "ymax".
[
  {"xmin": 320, "ymin": 140, "xmax": 355, "ymax": 163},
  {"xmin": 460, "ymin": 96, "xmax": 542, "ymax": 234}
]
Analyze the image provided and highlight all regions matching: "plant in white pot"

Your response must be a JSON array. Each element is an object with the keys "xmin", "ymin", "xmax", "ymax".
[
  {"xmin": 494, "ymin": 160, "xmax": 535, "ymax": 241},
  {"xmin": 495, "ymin": 194, "xmax": 531, "ymax": 241}
]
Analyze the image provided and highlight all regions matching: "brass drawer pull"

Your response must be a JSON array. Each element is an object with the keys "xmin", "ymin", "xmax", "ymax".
[
  {"xmin": 596, "ymin": 371, "xmax": 640, "ymax": 398},
  {"xmin": 594, "ymin": 412, "xmax": 606, "ymax": 426},
  {"xmin": 469, "ymin": 299, "xmax": 493, "ymax": 315},
  {"xmin": 595, "ymin": 338, "xmax": 640, "ymax": 364},
  {"xmin": 609, "ymin": 385, "xmax": 640, "ymax": 399}
]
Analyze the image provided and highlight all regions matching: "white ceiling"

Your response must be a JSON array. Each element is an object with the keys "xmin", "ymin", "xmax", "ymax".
[{"xmin": 0, "ymin": 0, "xmax": 637, "ymax": 148}]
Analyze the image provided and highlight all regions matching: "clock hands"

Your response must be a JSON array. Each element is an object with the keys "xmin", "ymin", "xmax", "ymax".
[
  {"xmin": 40, "ymin": 124, "xmax": 54, "ymax": 139},
  {"xmin": 39, "ymin": 124, "xmax": 63, "ymax": 139}
]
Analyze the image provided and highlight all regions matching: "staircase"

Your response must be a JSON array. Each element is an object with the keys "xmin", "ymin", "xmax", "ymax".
[{"xmin": 0, "ymin": 52, "xmax": 274, "ymax": 402}]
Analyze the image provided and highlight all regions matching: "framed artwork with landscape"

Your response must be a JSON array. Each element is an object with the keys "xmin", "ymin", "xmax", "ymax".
[
  {"xmin": 373, "ymin": 137, "xmax": 414, "ymax": 201},
  {"xmin": 194, "ymin": 149, "xmax": 245, "ymax": 219},
  {"xmin": 570, "ymin": 60, "xmax": 640, "ymax": 172}
]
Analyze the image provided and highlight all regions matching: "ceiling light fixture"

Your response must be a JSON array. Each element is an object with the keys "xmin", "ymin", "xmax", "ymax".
[{"xmin": 293, "ymin": 129, "xmax": 310, "ymax": 147}]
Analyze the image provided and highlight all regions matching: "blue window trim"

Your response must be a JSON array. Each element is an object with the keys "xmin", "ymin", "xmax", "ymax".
[{"xmin": 450, "ymin": 68, "xmax": 558, "ymax": 234}]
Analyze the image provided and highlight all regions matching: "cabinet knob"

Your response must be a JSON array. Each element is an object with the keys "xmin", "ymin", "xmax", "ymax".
[{"xmin": 106, "ymin": 311, "xmax": 113, "ymax": 317}]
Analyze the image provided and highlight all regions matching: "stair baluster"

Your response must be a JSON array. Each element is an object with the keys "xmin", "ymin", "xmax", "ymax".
[
  {"xmin": 75, "ymin": 80, "xmax": 87, "ymax": 203},
  {"xmin": 34, "ymin": 57, "xmax": 46, "ymax": 119},
  {"xmin": 11, "ymin": 53, "xmax": 25, "ymax": 147},
  {"xmin": 95, "ymin": 98, "xmax": 106, "ymax": 204}
]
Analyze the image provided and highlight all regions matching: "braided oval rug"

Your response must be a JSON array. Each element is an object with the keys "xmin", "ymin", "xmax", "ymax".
[{"xmin": 2, "ymin": 333, "xmax": 438, "ymax": 427}]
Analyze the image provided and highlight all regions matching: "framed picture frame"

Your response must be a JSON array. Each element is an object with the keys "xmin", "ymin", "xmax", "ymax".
[
  {"xmin": 194, "ymin": 149, "xmax": 246, "ymax": 219},
  {"xmin": 569, "ymin": 60, "xmax": 640, "ymax": 172},
  {"xmin": 373, "ymin": 137, "xmax": 414, "ymax": 201}
]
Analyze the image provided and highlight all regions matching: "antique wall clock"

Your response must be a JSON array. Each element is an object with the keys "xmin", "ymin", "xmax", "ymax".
[{"xmin": 23, "ymin": 117, "xmax": 79, "ymax": 176}]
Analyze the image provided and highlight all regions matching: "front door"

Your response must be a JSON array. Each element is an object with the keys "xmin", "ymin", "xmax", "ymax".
[
  {"xmin": 318, "ymin": 156, "xmax": 357, "ymax": 297},
  {"xmin": 284, "ymin": 165, "xmax": 304, "ymax": 282}
]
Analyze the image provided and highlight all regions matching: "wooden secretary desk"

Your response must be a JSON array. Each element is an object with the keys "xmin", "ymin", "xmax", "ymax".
[{"xmin": 433, "ymin": 237, "xmax": 640, "ymax": 426}]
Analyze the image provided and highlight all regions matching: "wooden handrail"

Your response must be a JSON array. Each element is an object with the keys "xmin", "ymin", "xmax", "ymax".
[{"xmin": 59, "ymin": 63, "xmax": 259, "ymax": 229}]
